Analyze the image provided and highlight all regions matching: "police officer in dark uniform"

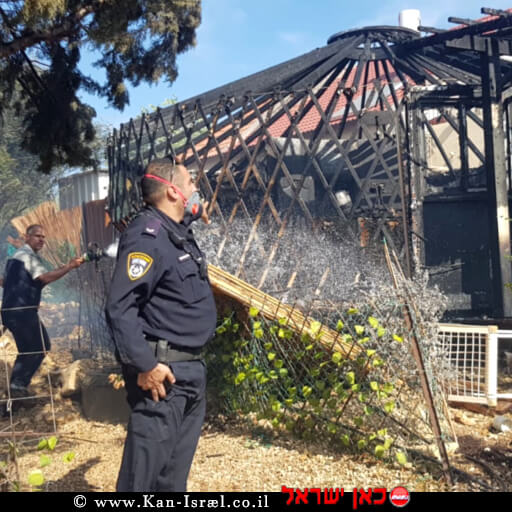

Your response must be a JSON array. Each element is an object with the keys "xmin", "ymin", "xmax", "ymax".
[{"xmin": 105, "ymin": 158, "xmax": 217, "ymax": 492}]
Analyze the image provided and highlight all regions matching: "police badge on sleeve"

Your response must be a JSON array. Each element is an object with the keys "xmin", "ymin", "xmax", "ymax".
[{"xmin": 127, "ymin": 252, "xmax": 153, "ymax": 281}]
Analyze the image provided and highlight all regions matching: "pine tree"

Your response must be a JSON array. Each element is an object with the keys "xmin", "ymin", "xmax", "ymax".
[{"xmin": 0, "ymin": 1, "xmax": 201, "ymax": 172}]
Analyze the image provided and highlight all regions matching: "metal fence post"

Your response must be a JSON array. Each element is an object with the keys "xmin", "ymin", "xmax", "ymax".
[{"xmin": 486, "ymin": 326, "xmax": 498, "ymax": 407}]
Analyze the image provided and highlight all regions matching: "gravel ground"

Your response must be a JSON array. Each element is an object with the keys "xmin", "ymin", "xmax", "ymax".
[
  {"xmin": 1, "ymin": 320, "xmax": 511, "ymax": 493},
  {"xmin": 0, "ymin": 413, "xmax": 456, "ymax": 492},
  {"xmin": 1, "ymin": 388, "xmax": 511, "ymax": 493}
]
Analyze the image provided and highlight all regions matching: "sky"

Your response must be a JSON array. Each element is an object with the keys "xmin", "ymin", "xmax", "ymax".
[{"xmin": 79, "ymin": 0, "xmax": 512, "ymax": 129}]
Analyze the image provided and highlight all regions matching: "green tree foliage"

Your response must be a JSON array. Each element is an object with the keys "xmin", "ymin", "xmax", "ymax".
[
  {"xmin": 0, "ymin": 107, "xmax": 61, "ymax": 236},
  {"xmin": 0, "ymin": 101, "xmax": 112, "ymax": 267},
  {"xmin": 0, "ymin": 1, "xmax": 202, "ymax": 173}
]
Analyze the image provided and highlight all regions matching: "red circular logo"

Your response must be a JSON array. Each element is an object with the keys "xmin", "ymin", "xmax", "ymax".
[{"xmin": 389, "ymin": 487, "xmax": 410, "ymax": 507}]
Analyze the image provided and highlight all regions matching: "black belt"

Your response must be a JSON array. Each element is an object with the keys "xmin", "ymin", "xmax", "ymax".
[{"xmin": 147, "ymin": 339, "xmax": 203, "ymax": 363}]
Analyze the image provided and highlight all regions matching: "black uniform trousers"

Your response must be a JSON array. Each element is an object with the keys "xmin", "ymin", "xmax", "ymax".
[
  {"xmin": 117, "ymin": 359, "xmax": 207, "ymax": 492},
  {"xmin": 1, "ymin": 311, "xmax": 51, "ymax": 388}
]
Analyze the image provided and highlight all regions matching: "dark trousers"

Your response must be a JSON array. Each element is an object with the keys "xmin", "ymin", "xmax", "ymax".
[
  {"xmin": 1, "ymin": 311, "xmax": 51, "ymax": 388},
  {"xmin": 117, "ymin": 360, "xmax": 207, "ymax": 492}
]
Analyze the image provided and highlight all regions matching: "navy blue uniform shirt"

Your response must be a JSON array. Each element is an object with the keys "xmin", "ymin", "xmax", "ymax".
[
  {"xmin": 1, "ymin": 244, "xmax": 46, "ymax": 314},
  {"xmin": 105, "ymin": 207, "xmax": 217, "ymax": 373}
]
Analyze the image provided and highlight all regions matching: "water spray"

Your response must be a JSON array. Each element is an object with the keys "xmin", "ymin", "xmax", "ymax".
[{"xmin": 82, "ymin": 241, "xmax": 119, "ymax": 262}]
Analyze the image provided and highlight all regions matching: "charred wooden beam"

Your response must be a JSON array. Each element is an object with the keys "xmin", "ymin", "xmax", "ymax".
[
  {"xmin": 290, "ymin": 34, "xmax": 365, "ymax": 91},
  {"xmin": 414, "ymin": 53, "xmax": 480, "ymax": 84},
  {"xmin": 439, "ymin": 107, "xmax": 486, "ymax": 163},
  {"xmin": 396, "ymin": 117, "xmax": 413, "ymax": 277},
  {"xmin": 335, "ymin": 60, "xmax": 357, "ymax": 138},
  {"xmin": 506, "ymin": 101, "xmax": 512, "ymax": 192},
  {"xmin": 401, "ymin": 14, "xmax": 512, "ymax": 52},
  {"xmin": 481, "ymin": 37, "xmax": 512, "ymax": 317},
  {"xmin": 423, "ymin": 47, "xmax": 484, "ymax": 80},
  {"xmin": 419, "ymin": 110, "xmax": 457, "ymax": 181},
  {"xmin": 291, "ymin": 80, "xmax": 358, "ymax": 220},
  {"xmin": 448, "ymin": 17, "xmax": 477, "ymax": 26},
  {"xmin": 418, "ymin": 26, "xmax": 447, "ymax": 34},
  {"xmin": 380, "ymin": 39, "xmax": 427, "ymax": 84},
  {"xmin": 458, "ymin": 103, "xmax": 470, "ymax": 191},
  {"xmin": 447, "ymin": 34, "xmax": 512, "ymax": 56},
  {"xmin": 410, "ymin": 54, "xmax": 469, "ymax": 84},
  {"xmin": 481, "ymin": 7, "xmax": 510, "ymax": 17},
  {"xmin": 407, "ymin": 90, "xmax": 427, "ymax": 273}
]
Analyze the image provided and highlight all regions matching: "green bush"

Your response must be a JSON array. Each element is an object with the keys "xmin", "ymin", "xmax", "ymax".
[{"xmin": 205, "ymin": 305, "xmax": 411, "ymax": 465}]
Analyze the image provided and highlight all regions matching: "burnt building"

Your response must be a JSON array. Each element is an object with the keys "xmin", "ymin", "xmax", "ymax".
[{"xmin": 108, "ymin": 7, "xmax": 512, "ymax": 323}]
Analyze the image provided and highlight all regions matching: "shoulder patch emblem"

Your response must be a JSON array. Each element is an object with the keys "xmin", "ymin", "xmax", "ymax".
[{"xmin": 127, "ymin": 252, "xmax": 153, "ymax": 281}]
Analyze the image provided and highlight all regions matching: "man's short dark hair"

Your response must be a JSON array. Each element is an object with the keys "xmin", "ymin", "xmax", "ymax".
[
  {"xmin": 141, "ymin": 157, "xmax": 178, "ymax": 205},
  {"xmin": 26, "ymin": 224, "xmax": 44, "ymax": 235}
]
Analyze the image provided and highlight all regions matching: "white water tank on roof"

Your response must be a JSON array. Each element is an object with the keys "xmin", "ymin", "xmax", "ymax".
[{"xmin": 399, "ymin": 9, "xmax": 421, "ymax": 32}]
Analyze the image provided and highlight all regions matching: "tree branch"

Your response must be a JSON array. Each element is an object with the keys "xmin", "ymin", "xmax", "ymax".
[{"xmin": 0, "ymin": 2, "xmax": 104, "ymax": 58}]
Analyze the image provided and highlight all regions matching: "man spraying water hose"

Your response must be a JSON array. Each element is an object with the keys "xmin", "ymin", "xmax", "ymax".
[{"xmin": 1, "ymin": 225, "xmax": 84, "ymax": 414}]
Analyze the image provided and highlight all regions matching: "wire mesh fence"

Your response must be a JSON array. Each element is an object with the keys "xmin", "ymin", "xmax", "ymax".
[
  {"xmin": 205, "ymin": 250, "xmax": 456, "ymax": 474},
  {"xmin": 0, "ymin": 303, "xmax": 76, "ymax": 426},
  {"xmin": 74, "ymin": 257, "xmax": 116, "ymax": 359},
  {"xmin": 437, "ymin": 324, "xmax": 491, "ymax": 405}
]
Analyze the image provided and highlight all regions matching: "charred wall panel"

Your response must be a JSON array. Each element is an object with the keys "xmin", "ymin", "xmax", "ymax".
[{"xmin": 423, "ymin": 197, "xmax": 494, "ymax": 318}]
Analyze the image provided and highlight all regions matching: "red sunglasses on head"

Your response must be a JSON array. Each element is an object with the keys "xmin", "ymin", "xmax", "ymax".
[{"xmin": 144, "ymin": 173, "xmax": 188, "ymax": 205}]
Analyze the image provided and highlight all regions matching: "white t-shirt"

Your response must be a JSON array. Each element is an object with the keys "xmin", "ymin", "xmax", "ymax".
[{"xmin": 11, "ymin": 244, "xmax": 47, "ymax": 280}]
